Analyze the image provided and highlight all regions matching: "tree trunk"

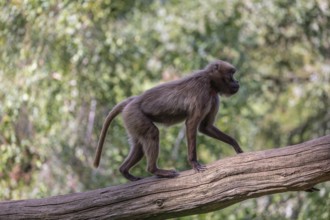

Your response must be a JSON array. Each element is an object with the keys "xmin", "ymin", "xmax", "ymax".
[{"xmin": 1, "ymin": 135, "xmax": 330, "ymax": 220}]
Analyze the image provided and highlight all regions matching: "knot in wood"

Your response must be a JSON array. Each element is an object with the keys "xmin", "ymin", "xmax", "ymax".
[{"xmin": 155, "ymin": 199, "xmax": 165, "ymax": 208}]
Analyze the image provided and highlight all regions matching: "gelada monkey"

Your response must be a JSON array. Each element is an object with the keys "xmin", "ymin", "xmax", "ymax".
[{"xmin": 94, "ymin": 60, "xmax": 243, "ymax": 181}]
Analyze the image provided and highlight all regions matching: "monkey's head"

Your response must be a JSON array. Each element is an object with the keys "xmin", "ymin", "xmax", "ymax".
[{"xmin": 206, "ymin": 60, "xmax": 239, "ymax": 96}]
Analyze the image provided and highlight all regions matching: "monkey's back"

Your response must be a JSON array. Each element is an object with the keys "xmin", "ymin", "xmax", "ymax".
[{"xmin": 136, "ymin": 72, "xmax": 212, "ymax": 125}]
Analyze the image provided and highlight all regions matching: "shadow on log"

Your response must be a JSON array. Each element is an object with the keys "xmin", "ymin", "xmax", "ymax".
[{"xmin": 1, "ymin": 135, "xmax": 330, "ymax": 220}]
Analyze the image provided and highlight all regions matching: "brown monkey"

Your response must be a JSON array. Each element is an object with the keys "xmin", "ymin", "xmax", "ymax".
[{"xmin": 94, "ymin": 60, "xmax": 243, "ymax": 181}]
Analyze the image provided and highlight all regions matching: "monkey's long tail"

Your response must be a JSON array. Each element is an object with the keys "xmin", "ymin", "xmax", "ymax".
[{"xmin": 93, "ymin": 97, "xmax": 135, "ymax": 168}]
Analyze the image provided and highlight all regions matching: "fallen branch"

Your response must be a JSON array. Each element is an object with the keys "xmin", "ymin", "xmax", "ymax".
[{"xmin": 1, "ymin": 135, "xmax": 330, "ymax": 220}]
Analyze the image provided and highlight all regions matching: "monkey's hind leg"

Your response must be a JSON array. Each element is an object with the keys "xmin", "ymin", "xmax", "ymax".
[
  {"xmin": 119, "ymin": 138, "xmax": 144, "ymax": 181},
  {"xmin": 123, "ymin": 104, "xmax": 178, "ymax": 179},
  {"xmin": 141, "ymin": 124, "xmax": 178, "ymax": 178}
]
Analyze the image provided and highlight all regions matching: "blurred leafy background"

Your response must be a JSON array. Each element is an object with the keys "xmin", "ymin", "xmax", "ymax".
[{"xmin": 0, "ymin": 0, "xmax": 329, "ymax": 219}]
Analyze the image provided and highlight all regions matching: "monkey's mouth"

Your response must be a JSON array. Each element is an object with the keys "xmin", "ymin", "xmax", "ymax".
[{"xmin": 231, "ymin": 85, "xmax": 239, "ymax": 94}]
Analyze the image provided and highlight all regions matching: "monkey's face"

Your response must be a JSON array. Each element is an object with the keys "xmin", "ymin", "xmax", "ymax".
[{"xmin": 208, "ymin": 60, "xmax": 240, "ymax": 96}]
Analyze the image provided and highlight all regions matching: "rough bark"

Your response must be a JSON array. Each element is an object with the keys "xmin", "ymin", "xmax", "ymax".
[{"xmin": 1, "ymin": 135, "xmax": 329, "ymax": 220}]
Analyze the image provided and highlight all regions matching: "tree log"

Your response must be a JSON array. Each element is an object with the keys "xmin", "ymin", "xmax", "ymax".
[{"xmin": 1, "ymin": 135, "xmax": 330, "ymax": 220}]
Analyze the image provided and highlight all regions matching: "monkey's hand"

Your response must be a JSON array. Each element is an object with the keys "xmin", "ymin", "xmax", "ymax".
[
  {"xmin": 232, "ymin": 141, "xmax": 244, "ymax": 154},
  {"xmin": 190, "ymin": 160, "xmax": 207, "ymax": 172},
  {"xmin": 235, "ymin": 147, "xmax": 244, "ymax": 154}
]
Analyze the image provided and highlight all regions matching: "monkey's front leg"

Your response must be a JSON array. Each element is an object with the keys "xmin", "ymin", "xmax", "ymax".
[
  {"xmin": 200, "ymin": 125, "xmax": 243, "ymax": 154},
  {"xmin": 185, "ymin": 118, "xmax": 207, "ymax": 172}
]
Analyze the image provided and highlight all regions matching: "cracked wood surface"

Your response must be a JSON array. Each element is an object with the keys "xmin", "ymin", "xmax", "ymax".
[{"xmin": 0, "ymin": 135, "xmax": 329, "ymax": 219}]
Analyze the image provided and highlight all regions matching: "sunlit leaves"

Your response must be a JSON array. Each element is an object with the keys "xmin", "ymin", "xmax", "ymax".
[{"xmin": 0, "ymin": 0, "xmax": 329, "ymax": 218}]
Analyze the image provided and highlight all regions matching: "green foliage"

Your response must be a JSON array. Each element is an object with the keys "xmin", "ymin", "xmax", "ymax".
[{"xmin": 0, "ymin": 0, "xmax": 329, "ymax": 219}]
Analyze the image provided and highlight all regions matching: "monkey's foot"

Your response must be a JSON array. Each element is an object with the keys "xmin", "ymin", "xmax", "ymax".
[
  {"xmin": 191, "ymin": 161, "xmax": 207, "ymax": 172},
  {"xmin": 153, "ymin": 169, "xmax": 178, "ymax": 178},
  {"xmin": 122, "ymin": 172, "xmax": 143, "ymax": 181}
]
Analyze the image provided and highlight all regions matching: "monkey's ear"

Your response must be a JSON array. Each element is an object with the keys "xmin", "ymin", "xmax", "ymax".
[{"xmin": 213, "ymin": 63, "xmax": 221, "ymax": 72}]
